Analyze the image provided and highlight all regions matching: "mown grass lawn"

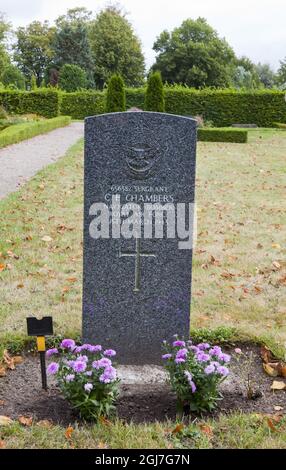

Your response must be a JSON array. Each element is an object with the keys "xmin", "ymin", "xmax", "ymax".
[{"xmin": 0, "ymin": 129, "xmax": 285, "ymax": 448}]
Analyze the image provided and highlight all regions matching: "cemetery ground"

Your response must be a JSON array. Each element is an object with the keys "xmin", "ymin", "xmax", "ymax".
[{"xmin": 0, "ymin": 129, "xmax": 286, "ymax": 448}]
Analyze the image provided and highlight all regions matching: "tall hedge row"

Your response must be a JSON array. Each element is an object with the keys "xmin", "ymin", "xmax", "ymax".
[
  {"xmin": 59, "ymin": 88, "xmax": 286, "ymax": 126},
  {"xmin": 164, "ymin": 89, "xmax": 286, "ymax": 127},
  {"xmin": 1, "ymin": 88, "xmax": 286, "ymax": 127},
  {"xmin": 0, "ymin": 90, "xmax": 60, "ymax": 118},
  {"xmin": 60, "ymin": 91, "xmax": 105, "ymax": 119}
]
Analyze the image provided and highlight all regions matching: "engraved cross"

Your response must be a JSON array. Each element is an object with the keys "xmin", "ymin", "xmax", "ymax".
[{"xmin": 119, "ymin": 239, "xmax": 156, "ymax": 293}]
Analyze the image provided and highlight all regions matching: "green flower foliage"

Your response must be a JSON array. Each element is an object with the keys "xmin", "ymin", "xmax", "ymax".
[
  {"xmin": 145, "ymin": 71, "xmax": 165, "ymax": 112},
  {"xmin": 105, "ymin": 74, "xmax": 126, "ymax": 113}
]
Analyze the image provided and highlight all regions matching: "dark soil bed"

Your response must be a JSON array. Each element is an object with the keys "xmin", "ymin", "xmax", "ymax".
[{"xmin": 0, "ymin": 344, "xmax": 285, "ymax": 425}]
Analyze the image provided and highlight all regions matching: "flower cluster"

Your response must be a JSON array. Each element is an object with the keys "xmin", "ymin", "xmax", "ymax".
[
  {"xmin": 46, "ymin": 339, "xmax": 119, "ymax": 420},
  {"xmin": 162, "ymin": 337, "xmax": 231, "ymax": 413}
]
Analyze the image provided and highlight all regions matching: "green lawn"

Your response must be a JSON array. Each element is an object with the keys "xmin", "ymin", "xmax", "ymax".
[{"xmin": 0, "ymin": 129, "xmax": 285, "ymax": 448}]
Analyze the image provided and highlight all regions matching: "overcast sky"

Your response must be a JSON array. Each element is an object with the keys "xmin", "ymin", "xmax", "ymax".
[{"xmin": 1, "ymin": 0, "xmax": 285, "ymax": 70}]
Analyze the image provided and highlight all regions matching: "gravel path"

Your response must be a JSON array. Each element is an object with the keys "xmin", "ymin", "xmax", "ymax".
[{"xmin": 0, "ymin": 122, "xmax": 84, "ymax": 200}]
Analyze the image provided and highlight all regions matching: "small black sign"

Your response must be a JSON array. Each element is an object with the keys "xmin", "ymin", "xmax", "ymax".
[{"xmin": 26, "ymin": 317, "xmax": 53, "ymax": 336}]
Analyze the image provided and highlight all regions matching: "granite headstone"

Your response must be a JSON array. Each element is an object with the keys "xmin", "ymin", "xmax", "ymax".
[{"xmin": 83, "ymin": 112, "xmax": 197, "ymax": 364}]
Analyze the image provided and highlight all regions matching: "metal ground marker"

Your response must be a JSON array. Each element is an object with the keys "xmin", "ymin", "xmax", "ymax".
[{"xmin": 26, "ymin": 316, "xmax": 53, "ymax": 390}]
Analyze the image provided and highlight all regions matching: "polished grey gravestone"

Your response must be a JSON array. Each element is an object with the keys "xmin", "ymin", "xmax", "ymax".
[{"xmin": 83, "ymin": 112, "xmax": 197, "ymax": 364}]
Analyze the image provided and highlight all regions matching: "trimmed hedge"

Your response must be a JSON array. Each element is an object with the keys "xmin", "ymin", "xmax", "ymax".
[
  {"xmin": 164, "ymin": 89, "xmax": 286, "ymax": 127},
  {"xmin": 105, "ymin": 75, "xmax": 126, "ymax": 113},
  {"xmin": 273, "ymin": 122, "xmax": 286, "ymax": 129},
  {"xmin": 1, "ymin": 88, "xmax": 285, "ymax": 127},
  {"xmin": 60, "ymin": 88, "xmax": 286, "ymax": 127},
  {"xmin": 0, "ymin": 116, "xmax": 71, "ymax": 149},
  {"xmin": 0, "ymin": 90, "xmax": 60, "ymax": 118},
  {"xmin": 198, "ymin": 127, "xmax": 248, "ymax": 143},
  {"xmin": 60, "ymin": 91, "xmax": 105, "ymax": 119}
]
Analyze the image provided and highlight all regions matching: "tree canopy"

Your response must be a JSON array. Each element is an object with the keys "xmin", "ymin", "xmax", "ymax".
[
  {"xmin": 13, "ymin": 21, "xmax": 55, "ymax": 85},
  {"xmin": 152, "ymin": 17, "xmax": 235, "ymax": 88},
  {"xmin": 52, "ymin": 8, "xmax": 94, "ymax": 87},
  {"xmin": 0, "ymin": 12, "xmax": 11, "ymax": 80},
  {"xmin": 89, "ymin": 6, "xmax": 145, "ymax": 88}
]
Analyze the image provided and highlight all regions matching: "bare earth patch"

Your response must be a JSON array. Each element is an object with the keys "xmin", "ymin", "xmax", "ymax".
[{"xmin": 0, "ymin": 345, "xmax": 285, "ymax": 425}]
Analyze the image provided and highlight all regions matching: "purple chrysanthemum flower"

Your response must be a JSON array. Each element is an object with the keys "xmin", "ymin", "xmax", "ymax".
[
  {"xmin": 72, "ymin": 360, "xmax": 87, "ymax": 373},
  {"xmin": 173, "ymin": 340, "xmax": 186, "ymax": 348},
  {"xmin": 46, "ymin": 348, "xmax": 58, "ymax": 358},
  {"xmin": 190, "ymin": 381, "xmax": 196, "ymax": 393},
  {"xmin": 209, "ymin": 346, "xmax": 222, "ymax": 357},
  {"xmin": 65, "ymin": 374, "xmax": 75, "ymax": 382},
  {"xmin": 219, "ymin": 353, "xmax": 231, "ymax": 364},
  {"xmin": 162, "ymin": 353, "xmax": 172, "ymax": 360},
  {"xmin": 176, "ymin": 348, "xmax": 188, "ymax": 359},
  {"xmin": 88, "ymin": 345, "xmax": 102, "ymax": 353},
  {"xmin": 98, "ymin": 358, "xmax": 112, "ymax": 368},
  {"xmin": 104, "ymin": 349, "xmax": 116, "ymax": 357},
  {"xmin": 175, "ymin": 357, "xmax": 186, "ymax": 364},
  {"xmin": 47, "ymin": 362, "xmax": 59, "ymax": 375},
  {"xmin": 184, "ymin": 370, "xmax": 193, "ymax": 383},
  {"xmin": 77, "ymin": 355, "xmax": 88, "ymax": 363},
  {"xmin": 189, "ymin": 345, "xmax": 199, "ymax": 353},
  {"xmin": 197, "ymin": 343, "xmax": 210, "ymax": 350},
  {"xmin": 80, "ymin": 344, "xmax": 93, "ymax": 351},
  {"xmin": 61, "ymin": 339, "xmax": 76, "ymax": 350},
  {"xmin": 217, "ymin": 365, "xmax": 229, "ymax": 377},
  {"xmin": 84, "ymin": 383, "xmax": 93, "ymax": 393},
  {"xmin": 196, "ymin": 352, "xmax": 210, "ymax": 362},
  {"xmin": 204, "ymin": 364, "xmax": 216, "ymax": 375},
  {"xmin": 99, "ymin": 366, "xmax": 117, "ymax": 384}
]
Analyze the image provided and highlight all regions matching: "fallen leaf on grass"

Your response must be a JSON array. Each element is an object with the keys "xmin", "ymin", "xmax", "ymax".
[
  {"xmin": 0, "ymin": 416, "xmax": 13, "ymax": 426},
  {"xmin": 41, "ymin": 236, "xmax": 53, "ymax": 243},
  {"xmin": 0, "ymin": 366, "xmax": 6, "ymax": 377},
  {"xmin": 36, "ymin": 420, "xmax": 53, "ymax": 429},
  {"xmin": 97, "ymin": 441, "xmax": 108, "ymax": 449},
  {"xmin": 18, "ymin": 416, "xmax": 33, "ymax": 427},
  {"xmin": 0, "ymin": 263, "xmax": 6, "ymax": 272},
  {"xmin": 99, "ymin": 416, "xmax": 112, "ymax": 426},
  {"xmin": 272, "ymin": 261, "xmax": 281, "ymax": 271},
  {"xmin": 65, "ymin": 426, "xmax": 74, "ymax": 440},
  {"xmin": 267, "ymin": 418, "xmax": 278, "ymax": 433},
  {"xmin": 0, "ymin": 440, "xmax": 5, "ymax": 448},
  {"xmin": 271, "ymin": 381, "xmax": 286, "ymax": 391},
  {"xmin": 198, "ymin": 424, "xmax": 213, "ymax": 438},
  {"xmin": 17, "ymin": 283, "xmax": 24, "ymax": 289},
  {"xmin": 172, "ymin": 423, "xmax": 184, "ymax": 434}
]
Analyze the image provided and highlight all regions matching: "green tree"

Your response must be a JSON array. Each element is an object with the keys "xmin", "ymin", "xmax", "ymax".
[
  {"xmin": 31, "ymin": 74, "xmax": 37, "ymax": 90},
  {"xmin": 105, "ymin": 74, "xmax": 126, "ymax": 112},
  {"xmin": 58, "ymin": 63, "xmax": 87, "ymax": 92},
  {"xmin": 2, "ymin": 64, "xmax": 25, "ymax": 89},
  {"xmin": 255, "ymin": 63, "xmax": 276, "ymax": 89},
  {"xmin": 152, "ymin": 17, "xmax": 235, "ymax": 88},
  {"xmin": 145, "ymin": 71, "xmax": 165, "ymax": 112},
  {"xmin": 0, "ymin": 13, "xmax": 11, "ymax": 80},
  {"xmin": 89, "ymin": 6, "xmax": 145, "ymax": 88},
  {"xmin": 13, "ymin": 21, "xmax": 55, "ymax": 86},
  {"xmin": 52, "ymin": 8, "xmax": 94, "ymax": 87},
  {"xmin": 277, "ymin": 58, "xmax": 286, "ymax": 89}
]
